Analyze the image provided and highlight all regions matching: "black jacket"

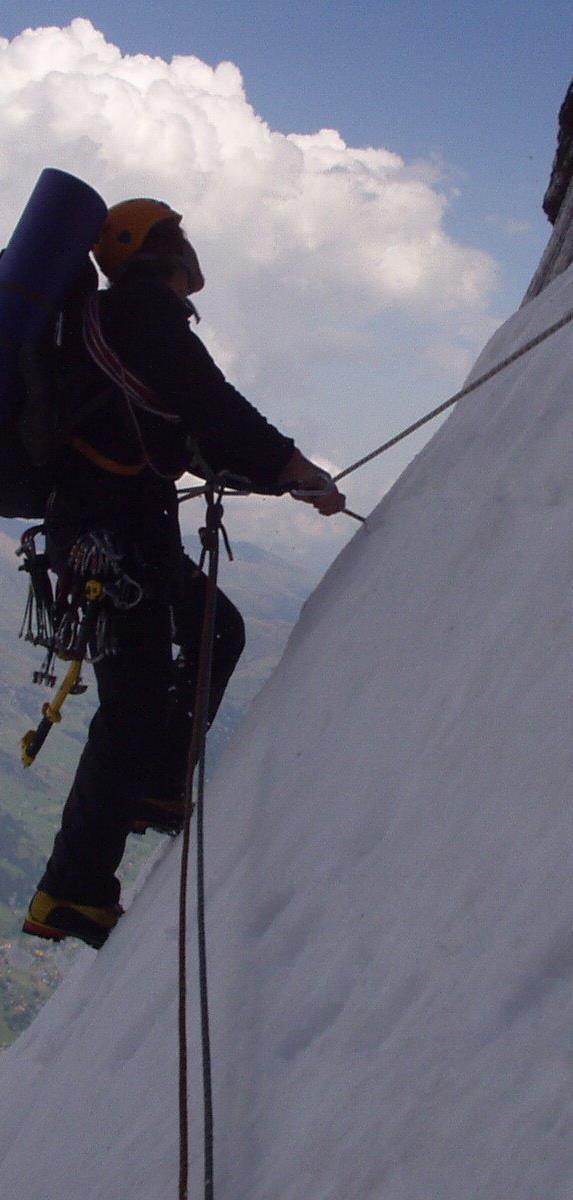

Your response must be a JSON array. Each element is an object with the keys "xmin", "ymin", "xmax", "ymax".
[{"xmin": 57, "ymin": 275, "xmax": 294, "ymax": 498}]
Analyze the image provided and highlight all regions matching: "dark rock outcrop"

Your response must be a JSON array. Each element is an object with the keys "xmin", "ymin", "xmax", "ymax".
[
  {"xmin": 522, "ymin": 79, "xmax": 573, "ymax": 303},
  {"xmin": 543, "ymin": 80, "xmax": 573, "ymax": 224}
]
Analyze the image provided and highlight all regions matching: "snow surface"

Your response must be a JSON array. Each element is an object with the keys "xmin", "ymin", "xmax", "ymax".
[{"xmin": 2, "ymin": 267, "xmax": 573, "ymax": 1199}]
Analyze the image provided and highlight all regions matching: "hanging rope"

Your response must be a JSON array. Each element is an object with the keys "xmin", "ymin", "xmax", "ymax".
[
  {"xmin": 334, "ymin": 303, "xmax": 573, "ymax": 485},
  {"xmin": 179, "ymin": 485, "xmax": 226, "ymax": 1200}
]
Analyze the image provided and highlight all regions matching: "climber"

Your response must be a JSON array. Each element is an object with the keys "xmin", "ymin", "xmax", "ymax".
[{"xmin": 23, "ymin": 198, "xmax": 345, "ymax": 949}]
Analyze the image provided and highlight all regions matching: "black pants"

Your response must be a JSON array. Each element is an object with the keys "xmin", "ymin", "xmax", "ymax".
[{"xmin": 38, "ymin": 499, "xmax": 245, "ymax": 906}]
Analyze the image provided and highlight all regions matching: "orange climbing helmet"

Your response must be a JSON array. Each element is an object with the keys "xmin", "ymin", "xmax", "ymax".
[{"xmin": 92, "ymin": 198, "xmax": 182, "ymax": 280}]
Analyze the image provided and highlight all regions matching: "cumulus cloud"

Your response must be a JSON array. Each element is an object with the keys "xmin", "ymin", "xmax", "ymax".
[
  {"xmin": 0, "ymin": 19, "xmax": 502, "ymax": 560},
  {"xmin": 0, "ymin": 20, "xmax": 497, "ymax": 318}
]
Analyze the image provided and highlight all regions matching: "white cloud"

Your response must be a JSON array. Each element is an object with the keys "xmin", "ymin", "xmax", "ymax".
[
  {"xmin": 0, "ymin": 19, "xmax": 503, "ymax": 564},
  {"xmin": 0, "ymin": 21, "xmax": 497, "ymax": 317}
]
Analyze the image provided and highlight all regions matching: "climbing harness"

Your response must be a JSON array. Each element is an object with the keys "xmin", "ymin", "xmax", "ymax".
[
  {"xmin": 333, "ymin": 303, "xmax": 573, "ymax": 486},
  {"xmin": 178, "ymin": 481, "xmax": 231, "ymax": 1200},
  {"xmin": 17, "ymin": 525, "xmax": 143, "ymax": 765}
]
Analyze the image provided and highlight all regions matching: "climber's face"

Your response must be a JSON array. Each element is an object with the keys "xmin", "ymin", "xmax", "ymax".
[{"xmin": 168, "ymin": 239, "xmax": 205, "ymax": 299}]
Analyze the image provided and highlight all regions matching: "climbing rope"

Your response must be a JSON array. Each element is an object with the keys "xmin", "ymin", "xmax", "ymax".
[
  {"xmin": 333, "ymin": 303, "xmax": 573, "ymax": 485},
  {"xmin": 176, "ymin": 470, "xmax": 359, "ymax": 1200},
  {"xmin": 179, "ymin": 485, "xmax": 227, "ymax": 1200}
]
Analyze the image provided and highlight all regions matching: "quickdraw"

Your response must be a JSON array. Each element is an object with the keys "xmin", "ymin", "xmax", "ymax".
[{"xmin": 17, "ymin": 525, "xmax": 143, "ymax": 766}]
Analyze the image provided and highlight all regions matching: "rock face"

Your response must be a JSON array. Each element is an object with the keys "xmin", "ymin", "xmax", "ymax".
[
  {"xmin": 543, "ymin": 80, "xmax": 573, "ymax": 225},
  {"xmin": 523, "ymin": 78, "xmax": 573, "ymax": 304}
]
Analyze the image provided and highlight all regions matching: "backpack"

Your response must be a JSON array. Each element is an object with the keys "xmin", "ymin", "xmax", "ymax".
[
  {"xmin": 0, "ymin": 167, "xmax": 107, "ymax": 518},
  {"xmin": 0, "ymin": 366, "xmax": 58, "ymax": 518},
  {"xmin": 0, "ymin": 265, "xmax": 100, "ymax": 519}
]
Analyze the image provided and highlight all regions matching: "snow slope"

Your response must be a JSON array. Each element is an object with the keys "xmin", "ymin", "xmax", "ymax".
[{"xmin": 2, "ymin": 266, "xmax": 573, "ymax": 1199}]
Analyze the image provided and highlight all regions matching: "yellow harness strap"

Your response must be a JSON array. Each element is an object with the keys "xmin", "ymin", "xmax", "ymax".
[{"xmin": 69, "ymin": 433, "xmax": 146, "ymax": 477}]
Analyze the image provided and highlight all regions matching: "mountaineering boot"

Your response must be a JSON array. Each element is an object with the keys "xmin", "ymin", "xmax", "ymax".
[
  {"xmin": 130, "ymin": 795, "xmax": 192, "ymax": 836},
  {"xmin": 22, "ymin": 890, "xmax": 123, "ymax": 949}
]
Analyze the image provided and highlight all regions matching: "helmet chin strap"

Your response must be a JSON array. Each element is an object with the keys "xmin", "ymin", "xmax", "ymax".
[{"xmin": 184, "ymin": 299, "xmax": 201, "ymax": 324}]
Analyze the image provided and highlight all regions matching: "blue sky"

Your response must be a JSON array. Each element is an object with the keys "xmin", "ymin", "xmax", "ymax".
[
  {"xmin": 0, "ymin": 4, "xmax": 571, "ymax": 564},
  {"xmin": 2, "ymin": 1, "xmax": 570, "ymax": 308}
]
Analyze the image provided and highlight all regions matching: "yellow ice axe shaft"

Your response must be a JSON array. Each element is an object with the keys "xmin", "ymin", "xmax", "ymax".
[
  {"xmin": 22, "ymin": 659, "xmax": 83, "ymax": 767},
  {"xmin": 21, "ymin": 585, "xmax": 102, "ymax": 768}
]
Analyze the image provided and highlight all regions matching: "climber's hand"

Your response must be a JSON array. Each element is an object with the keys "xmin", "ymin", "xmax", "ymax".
[{"xmin": 277, "ymin": 449, "xmax": 346, "ymax": 516}]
